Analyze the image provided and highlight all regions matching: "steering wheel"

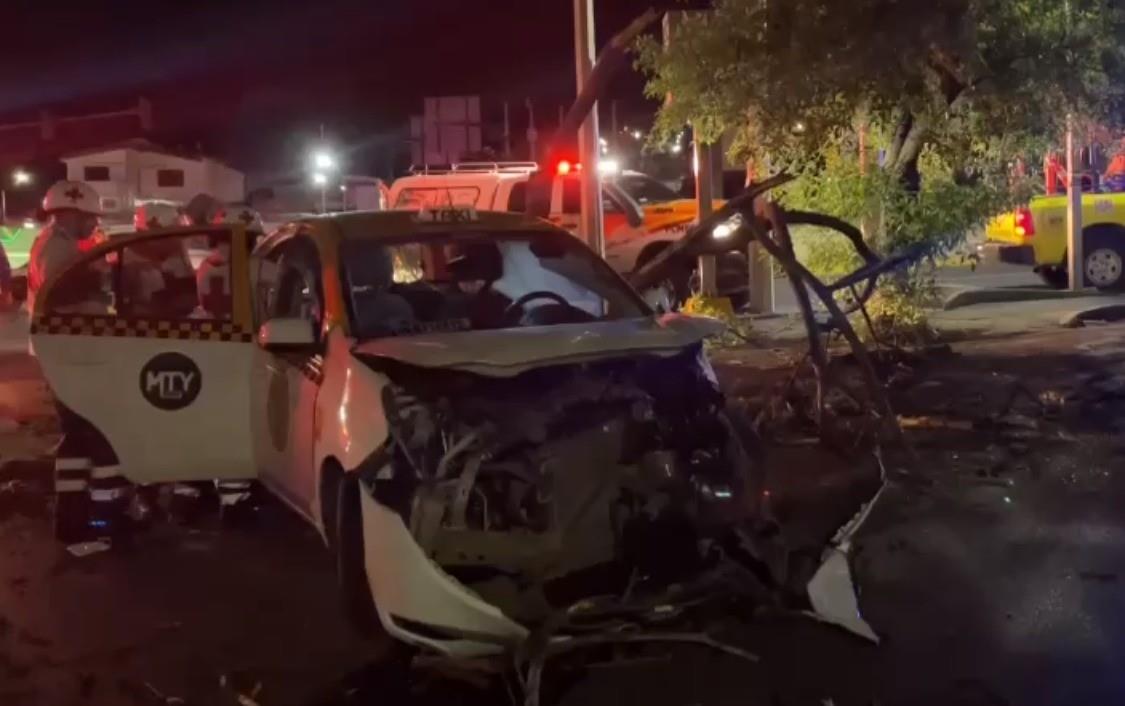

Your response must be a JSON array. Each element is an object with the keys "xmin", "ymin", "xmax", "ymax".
[{"xmin": 502, "ymin": 290, "xmax": 572, "ymax": 324}]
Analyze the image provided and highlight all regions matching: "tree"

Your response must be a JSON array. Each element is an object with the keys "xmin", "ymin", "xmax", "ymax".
[{"xmin": 637, "ymin": 0, "xmax": 1125, "ymax": 255}]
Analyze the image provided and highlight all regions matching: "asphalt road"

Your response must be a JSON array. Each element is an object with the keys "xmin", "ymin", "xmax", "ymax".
[{"xmin": 3, "ymin": 308, "xmax": 1125, "ymax": 705}]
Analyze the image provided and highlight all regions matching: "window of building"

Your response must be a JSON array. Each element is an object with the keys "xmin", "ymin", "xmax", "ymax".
[
  {"xmin": 156, "ymin": 169, "xmax": 185, "ymax": 188},
  {"xmin": 83, "ymin": 165, "xmax": 110, "ymax": 182}
]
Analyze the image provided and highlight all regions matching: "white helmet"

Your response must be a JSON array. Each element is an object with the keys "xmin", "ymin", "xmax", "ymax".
[
  {"xmin": 226, "ymin": 205, "xmax": 264, "ymax": 233},
  {"xmin": 134, "ymin": 202, "xmax": 181, "ymax": 230},
  {"xmin": 42, "ymin": 181, "xmax": 102, "ymax": 216}
]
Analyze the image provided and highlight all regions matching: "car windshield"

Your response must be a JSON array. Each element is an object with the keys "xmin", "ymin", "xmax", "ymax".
[
  {"xmin": 613, "ymin": 173, "xmax": 680, "ymax": 205},
  {"xmin": 340, "ymin": 229, "xmax": 648, "ymax": 339}
]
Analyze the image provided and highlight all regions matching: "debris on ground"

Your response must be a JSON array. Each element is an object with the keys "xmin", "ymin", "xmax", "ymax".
[{"xmin": 65, "ymin": 540, "xmax": 111, "ymax": 557}]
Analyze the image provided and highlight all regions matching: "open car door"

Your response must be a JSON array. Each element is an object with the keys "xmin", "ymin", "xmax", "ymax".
[{"xmin": 30, "ymin": 226, "xmax": 257, "ymax": 485}]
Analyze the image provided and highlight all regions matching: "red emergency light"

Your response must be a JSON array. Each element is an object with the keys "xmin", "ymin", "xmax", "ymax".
[{"xmin": 556, "ymin": 160, "xmax": 583, "ymax": 175}]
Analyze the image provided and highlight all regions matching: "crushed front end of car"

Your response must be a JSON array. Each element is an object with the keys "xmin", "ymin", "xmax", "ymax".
[{"xmin": 351, "ymin": 318, "xmax": 878, "ymax": 662}]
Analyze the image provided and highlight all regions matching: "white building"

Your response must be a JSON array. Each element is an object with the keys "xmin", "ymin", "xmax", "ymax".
[{"xmin": 61, "ymin": 139, "xmax": 245, "ymax": 220}]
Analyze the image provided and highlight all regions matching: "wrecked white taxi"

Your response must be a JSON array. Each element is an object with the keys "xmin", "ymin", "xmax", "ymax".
[{"xmin": 31, "ymin": 209, "xmax": 874, "ymax": 658}]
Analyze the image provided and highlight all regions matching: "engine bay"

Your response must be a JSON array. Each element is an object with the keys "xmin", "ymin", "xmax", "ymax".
[{"xmin": 358, "ymin": 345, "xmax": 765, "ymax": 624}]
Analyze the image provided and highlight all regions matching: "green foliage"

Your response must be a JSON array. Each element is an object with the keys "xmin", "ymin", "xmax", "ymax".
[
  {"xmin": 636, "ymin": 0, "xmax": 1125, "ymax": 165},
  {"xmin": 638, "ymin": 0, "xmax": 1125, "ymax": 343},
  {"xmin": 681, "ymin": 294, "xmax": 754, "ymax": 347},
  {"xmin": 852, "ymin": 280, "xmax": 938, "ymax": 348}
]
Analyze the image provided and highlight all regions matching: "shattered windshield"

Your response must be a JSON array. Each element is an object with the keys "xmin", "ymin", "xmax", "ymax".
[{"xmin": 340, "ymin": 230, "xmax": 648, "ymax": 339}]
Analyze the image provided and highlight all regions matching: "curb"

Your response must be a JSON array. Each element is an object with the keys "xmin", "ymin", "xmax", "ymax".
[
  {"xmin": 1059, "ymin": 304, "xmax": 1125, "ymax": 328},
  {"xmin": 943, "ymin": 287, "xmax": 1094, "ymax": 311}
]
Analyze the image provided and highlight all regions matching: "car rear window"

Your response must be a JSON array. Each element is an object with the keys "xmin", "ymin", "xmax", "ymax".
[{"xmin": 394, "ymin": 187, "xmax": 481, "ymax": 210}]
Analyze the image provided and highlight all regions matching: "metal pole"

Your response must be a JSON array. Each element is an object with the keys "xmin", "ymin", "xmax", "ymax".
[
  {"xmin": 574, "ymin": 0, "xmax": 604, "ymax": 255},
  {"xmin": 694, "ymin": 138, "xmax": 717, "ymax": 296},
  {"xmin": 1066, "ymin": 114, "xmax": 1083, "ymax": 290},
  {"xmin": 502, "ymin": 101, "xmax": 511, "ymax": 158},
  {"xmin": 525, "ymin": 99, "xmax": 538, "ymax": 161},
  {"xmin": 1, "ymin": 190, "xmax": 6, "ymax": 225}
]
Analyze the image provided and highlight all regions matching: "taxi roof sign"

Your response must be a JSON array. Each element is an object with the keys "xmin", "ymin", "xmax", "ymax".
[{"xmin": 413, "ymin": 206, "xmax": 480, "ymax": 224}]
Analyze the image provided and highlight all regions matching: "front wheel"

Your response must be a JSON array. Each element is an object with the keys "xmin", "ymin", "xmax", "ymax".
[
  {"xmin": 335, "ymin": 474, "xmax": 389, "ymax": 642},
  {"xmin": 1083, "ymin": 228, "xmax": 1125, "ymax": 291}
]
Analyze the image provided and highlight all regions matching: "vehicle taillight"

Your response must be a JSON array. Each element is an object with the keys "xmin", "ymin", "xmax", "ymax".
[{"xmin": 1015, "ymin": 207, "xmax": 1035, "ymax": 238}]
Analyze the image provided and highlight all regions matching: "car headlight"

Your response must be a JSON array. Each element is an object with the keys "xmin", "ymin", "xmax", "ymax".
[{"xmin": 712, "ymin": 213, "xmax": 743, "ymax": 240}]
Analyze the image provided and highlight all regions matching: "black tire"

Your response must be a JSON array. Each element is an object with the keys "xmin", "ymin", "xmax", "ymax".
[
  {"xmin": 1037, "ymin": 265, "xmax": 1068, "ymax": 289},
  {"xmin": 335, "ymin": 473, "xmax": 389, "ymax": 642},
  {"xmin": 1082, "ymin": 226, "xmax": 1125, "ymax": 291},
  {"xmin": 54, "ymin": 491, "xmax": 90, "ymax": 544}
]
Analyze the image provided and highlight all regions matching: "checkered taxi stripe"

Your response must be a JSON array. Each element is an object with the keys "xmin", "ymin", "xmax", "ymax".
[{"xmin": 30, "ymin": 315, "xmax": 254, "ymax": 343}]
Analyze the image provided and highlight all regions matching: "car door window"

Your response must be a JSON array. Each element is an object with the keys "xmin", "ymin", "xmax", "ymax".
[
  {"xmin": 43, "ymin": 232, "xmax": 232, "ymax": 320},
  {"xmin": 42, "ymin": 256, "xmax": 113, "ymax": 315},
  {"xmin": 265, "ymin": 239, "xmax": 324, "ymax": 336}
]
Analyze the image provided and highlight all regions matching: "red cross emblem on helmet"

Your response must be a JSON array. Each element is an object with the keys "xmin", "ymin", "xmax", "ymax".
[{"xmin": 64, "ymin": 187, "xmax": 84, "ymax": 202}]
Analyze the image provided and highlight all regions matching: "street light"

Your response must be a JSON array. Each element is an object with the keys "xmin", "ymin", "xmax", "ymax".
[
  {"xmin": 310, "ymin": 148, "xmax": 337, "ymax": 213},
  {"xmin": 2, "ymin": 169, "xmax": 32, "ymax": 225}
]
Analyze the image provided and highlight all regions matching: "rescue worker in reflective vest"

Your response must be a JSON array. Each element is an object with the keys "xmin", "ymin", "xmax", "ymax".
[
  {"xmin": 195, "ymin": 207, "xmax": 262, "ymax": 319},
  {"xmin": 128, "ymin": 203, "xmax": 197, "ymax": 318},
  {"xmin": 31, "ymin": 182, "xmax": 120, "ymax": 542},
  {"xmin": 177, "ymin": 195, "xmax": 258, "ymax": 523},
  {"xmin": 27, "ymin": 181, "xmax": 103, "ymax": 318}
]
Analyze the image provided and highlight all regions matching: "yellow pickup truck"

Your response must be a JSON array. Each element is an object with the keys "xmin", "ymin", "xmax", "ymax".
[{"xmin": 987, "ymin": 192, "xmax": 1125, "ymax": 289}]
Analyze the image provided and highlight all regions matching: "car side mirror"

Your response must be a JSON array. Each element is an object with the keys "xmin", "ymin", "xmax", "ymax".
[{"xmin": 258, "ymin": 317, "xmax": 317, "ymax": 351}]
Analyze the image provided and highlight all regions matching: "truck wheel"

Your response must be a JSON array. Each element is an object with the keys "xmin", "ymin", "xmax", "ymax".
[
  {"xmin": 1083, "ymin": 227, "xmax": 1125, "ymax": 290},
  {"xmin": 1037, "ymin": 265, "xmax": 1068, "ymax": 289},
  {"xmin": 335, "ymin": 473, "xmax": 390, "ymax": 643},
  {"xmin": 54, "ymin": 491, "xmax": 90, "ymax": 544}
]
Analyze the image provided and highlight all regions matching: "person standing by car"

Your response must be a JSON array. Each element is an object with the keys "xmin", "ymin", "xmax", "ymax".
[
  {"xmin": 179, "ymin": 196, "xmax": 259, "ymax": 523},
  {"xmin": 29, "ymin": 182, "xmax": 114, "ymax": 541},
  {"xmin": 27, "ymin": 181, "xmax": 103, "ymax": 317}
]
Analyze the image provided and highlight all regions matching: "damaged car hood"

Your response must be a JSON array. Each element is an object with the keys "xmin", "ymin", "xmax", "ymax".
[{"xmin": 352, "ymin": 314, "xmax": 725, "ymax": 376}]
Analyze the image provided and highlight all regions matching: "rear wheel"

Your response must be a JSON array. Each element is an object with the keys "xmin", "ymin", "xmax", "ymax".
[{"xmin": 1083, "ymin": 227, "xmax": 1125, "ymax": 291}]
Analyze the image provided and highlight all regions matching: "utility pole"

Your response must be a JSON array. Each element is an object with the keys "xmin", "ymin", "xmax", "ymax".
[
  {"xmin": 1064, "ymin": 0, "xmax": 1083, "ymax": 291},
  {"xmin": 1066, "ymin": 115, "xmax": 1083, "ymax": 290},
  {"xmin": 573, "ymin": 0, "xmax": 604, "ymax": 255},
  {"xmin": 694, "ymin": 138, "xmax": 718, "ymax": 296},
  {"xmin": 525, "ymin": 99, "xmax": 538, "ymax": 161}
]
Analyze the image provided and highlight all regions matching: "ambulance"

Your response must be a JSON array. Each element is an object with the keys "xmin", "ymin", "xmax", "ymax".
[
  {"xmin": 387, "ymin": 162, "xmax": 751, "ymax": 309},
  {"xmin": 32, "ymin": 208, "xmax": 874, "ymax": 656}
]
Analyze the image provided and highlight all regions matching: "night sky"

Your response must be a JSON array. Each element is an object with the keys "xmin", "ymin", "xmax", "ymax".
[{"xmin": 2, "ymin": 0, "xmax": 699, "ymax": 177}]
